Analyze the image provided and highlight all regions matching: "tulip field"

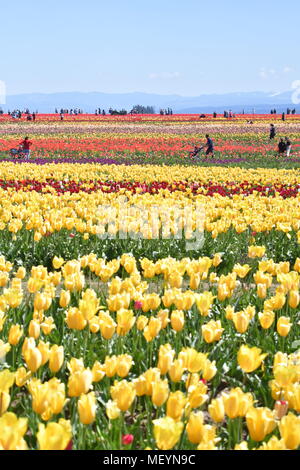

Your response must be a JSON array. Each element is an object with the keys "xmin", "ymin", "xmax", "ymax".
[{"xmin": 1, "ymin": 114, "xmax": 300, "ymax": 450}]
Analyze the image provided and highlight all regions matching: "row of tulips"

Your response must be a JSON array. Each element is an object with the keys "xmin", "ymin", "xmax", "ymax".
[
  {"xmin": 0, "ymin": 251, "xmax": 300, "ymax": 449},
  {"xmin": 1, "ymin": 178, "xmax": 300, "ymax": 197}
]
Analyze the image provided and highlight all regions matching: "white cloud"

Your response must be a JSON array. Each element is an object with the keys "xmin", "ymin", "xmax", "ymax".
[
  {"xmin": 259, "ymin": 66, "xmax": 294, "ymax": 79},
  {"xmin": 259, "ymin": 67, "xmax": 277, "ymax": 79},
  {"xmin": 149, "ymin": 72, "xmax": 180, "ymax": 80}
]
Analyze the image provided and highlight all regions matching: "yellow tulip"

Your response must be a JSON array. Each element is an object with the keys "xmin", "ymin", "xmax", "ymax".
[
  {"xmin": 168, "ymin": 359, "xmax": 185, "ymax": 383},
  {"xmin": 28, "ymin": 320, "xmax": 41, "ymax": 339},
  {"xmin": 68, "ymin": 369, "xmax": 93, "ymax": 397},
  {"xmin": 0, "ymin": 412, "xmax": 28, "ymax": 450},
  {"xmin": 66, "ymin": 307, "xmax": 87, "ymax": 330},
  {"xmin": 116, "ymin": 354, "xmax": 133, "ymax": 378},
  {"xmin": 157, "ymin": 344, "xmax": 175, "ymax": 375},
  {"xmin": 232, "ymin": 311, "xmax": 250, "ymax": 334},
  {"xmin": 202, "ymin": 320, "xmax": 223, "ymax": 343},
  {"xmin": 8, "ymin": 324, "xmax": 23, "ymax": 346},
  {"xmin": 246, "ymin": 407, "xmax": 276, "ymax": 441},
  {"xmin": 49, "ymin": 345, "xmax": 64, "ymax": 373},
  {"xmin": 186, "ymin": 411, "xmax": 205, "ymax": 444},
  {"xmin": 15, "ymin": 367, "xmax": 31, "ymax": 387},
  {"xmin": 277, "ymin": 316, "xmax": 292, "ymax": 337},
  {"xmin": 279, "ymin": 412, "xmax": 300, "ymax": 449},
  {"xmin": 153, "ymin": 416, "xmax": 183, "ymax": 450},
  {"xmin": 59, "ymin": 290, "xmax": 70, "ymax": 308},
  {"xmin": 78, "ymin": 391, "xmax": 97, "ymax": 425},
  {"xmin": 258, "ymin": 310, "xmax": 275, "ymax": 329},
  {"xmin": 52, "ymin": 256, "xmax": 64, "ymax": 270},
  {"xmin": 136, "ymin": 315, "xmax": 148, "ymax": 330},
  {"xmin": 166, "ymin": 391, "xmax": 186, "ymax": 421},
  {"xmin": 91, "ymin": 361, "xmax": 105, "ymax": 382},
  {"xmin": 110, "ymin": 380, "xmax": 136, "ymax": 412},
  {"xmin": 106, "ymin": 399, "xmax": 121, "ymax": 420},
  {"xmin": 151, "ymin": 379, "xmax": 169, "ymax": 407},
  {"xmin": 37, "ymin": 419, "xmax": 71, "ymax": 450},
  {"xmin": 170, "ymin": 310, "xmax": 185, "ymax": 332},
  {"xmin": 99, "ymin": 311, "xmax": 116, "ymax": 339},
  {"xmin": 41, "ymin": 317, "xmax": 56, "ymax": 335},
  {"xmin": 208, "ymin": 397, "xmax": 225, "ymax": 423},
  {"xmin": 24, "ymin": 347, "xmax": 42, "ymax": 372},
  {"xmin": 288, "ymin": 290, "xmax": 300, "ymax": 308},
  {"xmin": 237, "ymin": 345, "xmax": 267, "ymax": 373}
]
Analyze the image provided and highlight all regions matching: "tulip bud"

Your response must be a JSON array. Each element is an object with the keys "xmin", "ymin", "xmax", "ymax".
[{"xmin": 274, "ymin": 400, "xmax": 289, "ymax": 420}]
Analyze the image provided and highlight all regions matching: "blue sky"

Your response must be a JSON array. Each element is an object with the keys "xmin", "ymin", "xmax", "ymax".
[{"xmin": 1, "ymin": 0, "xmax": 299, "ymax": 96}]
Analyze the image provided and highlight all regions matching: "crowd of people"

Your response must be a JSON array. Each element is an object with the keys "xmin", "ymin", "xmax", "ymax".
[{"xmin": 6, "ymin": 109, "xmax": 37, "ymax": 120}]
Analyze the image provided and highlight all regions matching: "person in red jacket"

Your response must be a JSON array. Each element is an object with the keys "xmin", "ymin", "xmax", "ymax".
[{"xmin": 20, "ymin": 136, "xmax": 32, "ymax": 160}]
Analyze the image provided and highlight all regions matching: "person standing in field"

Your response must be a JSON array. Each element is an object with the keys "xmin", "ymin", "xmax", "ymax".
[
  {"xmin": 285, "ymin": 137, "xmax": 292, "ymax": 157},
  {"xmin": 205, "ymin": 134, "xmax": 214, "ymax": 157},
  {"xmin": 269, "ymin": 124, "xmax": 276, "ymax": 140},
  {"xmin": 278, "ymin": 138, "xmax": 286, "ymax": 155},
  {"xmin": 20, "ymin": 136, "xmax": 32, "ymax": 160}
]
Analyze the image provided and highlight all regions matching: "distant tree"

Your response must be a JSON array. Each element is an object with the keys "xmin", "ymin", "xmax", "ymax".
[
  {"xmin": 131, "ymin": 105, "xmax": 155, "ymax": 114},
  {"xmin": 109, "ymin": 108, "xmax": 127, "ymax": 115}
]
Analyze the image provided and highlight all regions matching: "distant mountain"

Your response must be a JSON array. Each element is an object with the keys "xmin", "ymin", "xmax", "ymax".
[{"xmin": 2, "ymin": 90, "xmax": 297, "ymax": 113}]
